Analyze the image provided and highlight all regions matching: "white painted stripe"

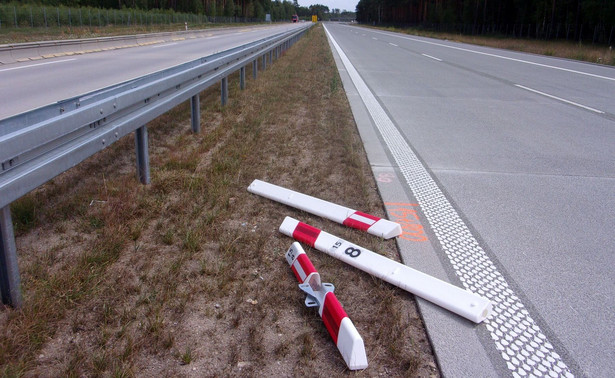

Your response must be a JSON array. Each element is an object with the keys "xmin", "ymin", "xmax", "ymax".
[
  {"xmin": 0, "ymin": 58, "xmax": 76, "ymax": 73},
  {"xmin": 150, "ymin": 42, "xmax": 178, "ymax": 48},
  {"xmin": 515, "ymin": 84, "xmax": 604, "ymax": 114},
  {"xmin": 324, "ymin": 24, "xmax": 574, "ymax": 377},
  {"xmin": 422, "ymin": 53, "xmax": 442, "ymax": 61},
  {"xmin": 347, "ymin": 213, "xmax": 377, "ymax": 226},
  {"xmin": 293, "ymin": 259, "xmax": 307, "ymax": 282},
  {"xmin": 389, "ymin": 43, "xmax": 398, "ymax": 47},
  {"xmin": 365, "ymin": 28, "xmax": 615, "ymax": 82}
]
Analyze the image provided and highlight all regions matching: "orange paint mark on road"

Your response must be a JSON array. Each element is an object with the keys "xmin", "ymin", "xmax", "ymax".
[{"xmin": 385, "ymin": 202, "xmax": 428, "ymax": 242}]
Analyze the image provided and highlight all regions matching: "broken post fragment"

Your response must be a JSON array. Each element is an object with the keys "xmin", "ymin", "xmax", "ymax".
[
  {"xmin": 248, "ymin": 179, "xmax": 401, "ymax": 239},
  {"xmin": 285, "ymin": 242, "xmax": 368, "ymax": 370},
  {"xmin": 280, "ymin": 217, "xmax": 492, "ymax": 324}
]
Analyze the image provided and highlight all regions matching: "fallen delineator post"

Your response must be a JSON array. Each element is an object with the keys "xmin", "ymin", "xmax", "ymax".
[
  {"xmin": 280, "ymin": 217, "xmax": 492, "ymax": 324},
  {"xmin": 285, "ymin": 242, "xmax": 368, "ymax": 370},
  {"xmin": 248, "ymin": 179, "xmax": 401, "ymax": 239}
]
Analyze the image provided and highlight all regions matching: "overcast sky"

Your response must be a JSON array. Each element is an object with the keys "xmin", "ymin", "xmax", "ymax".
[{"xmin": 297, "ymin": 0, "xmax": 358, "ymax": 13}]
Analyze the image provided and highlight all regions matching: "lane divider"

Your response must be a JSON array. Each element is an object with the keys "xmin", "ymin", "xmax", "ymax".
[
  {"xmin": 422, "ymin": 53, "xmax": 442, "ymax": 62},
  {"xmin": 285, "ymin": 242, "xmax": 368, "ymax": 370},
  {"xmin": 281, "ymin": 217, "xmax": 492, "ymax": 324},
  {"xmin": 515, "ymin": 84, "xmax": 604, "ymax": 114},
  {"xmin": 248, "ymin": 179, "xmax": 401, "ymax": 239},
  {"xmin": 362, "ymin": 26, "xmax": 615, "ymax": 82}
]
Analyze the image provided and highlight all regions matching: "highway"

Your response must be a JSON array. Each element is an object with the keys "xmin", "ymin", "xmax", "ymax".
[
  {"xmin": 0, "ymin": 23, "xmax": 307, "ymax": 120},
  {"xmin": 324, "ymin": 22, "xmax": 614, "ymax": 377},
  {"xmin": 2, "ymin": 21, "xmax": 613, "ymax": 376}
]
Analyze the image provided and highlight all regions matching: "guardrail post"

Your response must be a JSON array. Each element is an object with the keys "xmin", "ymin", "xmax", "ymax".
[
  {"xmin": 240, "ymin": 66, "xmax": 246, "ymax": 90},
  {"xmin": 252, "ymin": 59, "xmax": 258, "ymax": 79},
  {"xmin": 262, "ymin": 54, "xmax": 267, "ymax": 70},
  {"xmin": 269, "ymin": 50, "xmax": 273, "ymax": 64},
  {"xmin": 191, "ymin": 94, "xmax": 200, "ymax": 133},
  {"xmin": 135, "ymin": 126, "xmax": 150, "ymax": 185},
  {"xmin": 221, "ymin": 77, "xmax": 228, "ymax": 106},
  {"xmin": 1, "ymin": 205, "xmax": 22, "ymax": 308}
]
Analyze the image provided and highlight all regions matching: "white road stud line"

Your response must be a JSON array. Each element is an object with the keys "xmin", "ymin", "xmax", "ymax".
[
  {"xmin": 324, "ymin": 25, "xmax": 574, "ymax": 377},
  {"xmin": 281, "ymin": 217, "xmax": 492, "ymax": 324},
  {"xmin": 285, "ymin": 242, "xmax": 368, "ymax": 370},
  {"xmin": 248, "ymin": 179, "xmax": 401, "ymax": 239}
]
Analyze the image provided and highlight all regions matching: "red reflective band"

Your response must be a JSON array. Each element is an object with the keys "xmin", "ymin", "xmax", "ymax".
[
  {"xmin": 343, "ymin": 211, "xmax": 381, "ymax": 232},
  {"xmin": 291, "ymin": 254, "xmax": 317, "ymax": 283},
  {"xmin": 292, "ymin": 222, "xmax": 322, "ymax": 247},
  {"xmin": 321, "ymin": 292, "xmax": 348, "ymax": 344}
]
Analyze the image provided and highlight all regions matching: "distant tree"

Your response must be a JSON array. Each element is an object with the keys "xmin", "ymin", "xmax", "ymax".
[{"xmin": 309, "ymin": 3, "xmax": 329, "ymax": 20}]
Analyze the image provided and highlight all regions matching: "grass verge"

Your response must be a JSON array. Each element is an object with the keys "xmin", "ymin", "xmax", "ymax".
[{"xmin": 1, "ymin": 24, "xmax": 439, "ymax": 376}]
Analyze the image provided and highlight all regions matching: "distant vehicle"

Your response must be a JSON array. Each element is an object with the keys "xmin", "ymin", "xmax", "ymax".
[{"xmin": 292, "ymin": 14, "xmax": 298, "ymax": 23}]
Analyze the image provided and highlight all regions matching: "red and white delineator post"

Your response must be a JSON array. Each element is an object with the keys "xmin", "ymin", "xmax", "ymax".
[
  {"xmin": 286, "ymin": 242, "xmax": 368, "ymax": 370},
  {"xmin": 281, "ymin": 217, "xmax": 492, "ymax": 324},
  {"xmin": 248, "ymin": 179, "xmax": 401, "ymax": 239}
]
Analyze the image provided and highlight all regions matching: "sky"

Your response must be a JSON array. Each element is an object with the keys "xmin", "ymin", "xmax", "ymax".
[{"xmin": 296, "ymin": 0, "xmax": 358, "ymax": 13}]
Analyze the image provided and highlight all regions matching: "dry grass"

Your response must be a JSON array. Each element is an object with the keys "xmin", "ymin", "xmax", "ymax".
[
  {"xmin": 1, "ymin": 24, "xmax": 439, "ymax": 376},
  {"xmin": 375, "ymin": 25, "xmax": 615, "ymax": 66}
]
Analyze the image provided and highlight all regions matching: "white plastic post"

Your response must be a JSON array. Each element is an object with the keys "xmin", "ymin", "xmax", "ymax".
[
  {"xmin": 280, "ymin": 217, "xmax": 492, "ymax": 324},
  {"xmin": 248, "ymin": 179, "xmax": 401, "ymax": 239},
  {"xmin": 286, "ymin": 242, "xmax": 368, "ymax": 370}
]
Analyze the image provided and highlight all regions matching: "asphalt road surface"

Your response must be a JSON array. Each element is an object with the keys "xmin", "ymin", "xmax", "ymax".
[
  {"xmin": 0, "ymin": 23, "xmax": 307, "ymax": 120},
  {"xmin": 324, "ymin": 22, "xmax": 614, "ymax": 377}
]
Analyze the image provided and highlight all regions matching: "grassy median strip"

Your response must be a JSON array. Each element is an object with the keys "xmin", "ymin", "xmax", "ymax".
[{"xmin": 1, "ymin": 24, "xmax": 439, "ymax": 376}]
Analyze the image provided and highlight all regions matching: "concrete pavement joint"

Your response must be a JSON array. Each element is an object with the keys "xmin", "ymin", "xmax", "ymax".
[{"xmin": 324, "ymin": 24, "xmax": 575, "ymax": 378}]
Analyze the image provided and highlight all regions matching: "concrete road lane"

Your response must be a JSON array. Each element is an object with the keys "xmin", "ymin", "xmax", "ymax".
[
  {"xmin": 324, "ymin": 22, "xmax": 614, "ymax": 377},
  {"xmin": 0, "ymin": 24, "xmax": 307, "ymax": 119}
]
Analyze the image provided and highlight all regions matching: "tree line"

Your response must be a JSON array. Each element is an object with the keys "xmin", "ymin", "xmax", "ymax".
[
  {"xmin": 356, "ymin": 0, "xmax": 615, "ymax": 44},
  {"xmin": 0, "ymin": 0, "xmax": 335, "ymax": 22}
]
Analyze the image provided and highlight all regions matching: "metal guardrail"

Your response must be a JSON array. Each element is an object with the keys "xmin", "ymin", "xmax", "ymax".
[{"xmin": 0, "ymin": 24, "xmax": 311, "ymax": 307}]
